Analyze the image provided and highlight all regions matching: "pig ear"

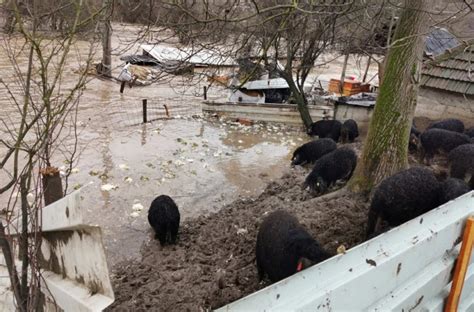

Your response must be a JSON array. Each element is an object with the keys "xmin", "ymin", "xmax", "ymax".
[{"xmin": 296, "ymin": 260, "xmax": 304, "ymax": 272}]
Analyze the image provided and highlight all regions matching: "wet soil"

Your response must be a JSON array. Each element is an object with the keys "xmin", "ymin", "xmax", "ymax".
[
  {"xmin": 108, "ymin": 132, "xmax": 458, "ymax": 311},
  {"xmin": 109, "ymin": 142, "xmax": 370, "ymax": 311}
]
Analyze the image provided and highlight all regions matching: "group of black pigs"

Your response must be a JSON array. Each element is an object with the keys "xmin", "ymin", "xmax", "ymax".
[
  {"xmin": 258, "ymin": 118, "xmax": 474, "ymax": 283},
  {"xmin": 146, "ymin": 117, "xmax": 473, "ymax": 287}
]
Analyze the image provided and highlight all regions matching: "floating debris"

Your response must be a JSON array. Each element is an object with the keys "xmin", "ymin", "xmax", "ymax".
[
  {"xmin": 130, "ymin": 211, "xmax": 140, "ymax": 218},
  {"xmin": 132, "ymin": 203, "xmax": 144, "ymax": 212},
  {"xmin": 101, "ymin": 184, "xmax": 118, "ymax": 191},
  {"xmin": 71, "ymin": 168, "xmax": 80, "ymax": 174},
  {"xmin": 174, "ymin": 160, "xmax": 185, "ymax": 167},
  {"xmin": 140, "ymin": 176, "xmax": 150, "ymax": 181},
  {"xmin": 89, "ymin": 170, "xmax": 99, "ymax": 176},
  {"xmin": 124, "ymin": 177, "xmax": 133, "ymax": 183},
  {"xmin": 146, "ymin": 162, "xmax": 156, "ymax": 169},
  {"xmin": 119, "ymin": 164, "xmax": 129, "ymax": 170}
]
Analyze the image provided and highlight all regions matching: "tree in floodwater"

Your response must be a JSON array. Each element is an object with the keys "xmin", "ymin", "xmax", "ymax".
[
  {"xmin": 0, "ymin": 1, "xmax": 102, "ymax": 310},
  {"xmin": 348, "ymin": 0, "xmax": 430, "ymax": 193},
  {"xmin": 157, "ymin": 1, "xmax": 358, "ymax": 129}
]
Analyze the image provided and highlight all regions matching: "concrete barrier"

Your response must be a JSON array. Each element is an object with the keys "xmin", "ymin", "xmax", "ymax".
[{"xmin": 0, "ymin": 188, "xmax": 114, "ymax": 311}]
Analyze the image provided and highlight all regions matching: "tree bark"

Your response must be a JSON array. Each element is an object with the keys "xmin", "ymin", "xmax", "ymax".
[
  {"xmin": 99, "ymin": 0, "xmax": 113, "ymax": 77},
  {"xmin": 348, "ymin": 0, "xmax": 429, "ymax": 193},
  {"xmin": 285, "ymin": 77, "xmax": 313, "ymax": 129},
  {"xmin": 339, "ymin": 53, "xmax": 349, "ymax": 94}
]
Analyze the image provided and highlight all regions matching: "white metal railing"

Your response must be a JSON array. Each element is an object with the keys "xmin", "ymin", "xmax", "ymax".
[{"xmin": 0, "ymin": 188, "xmax": 114, "ymax": 311}]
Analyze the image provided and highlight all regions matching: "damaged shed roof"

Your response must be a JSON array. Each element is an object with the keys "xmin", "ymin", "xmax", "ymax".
[{"xmin": 421, "ymin": 43, "xmax": 474, "ymax": 95}]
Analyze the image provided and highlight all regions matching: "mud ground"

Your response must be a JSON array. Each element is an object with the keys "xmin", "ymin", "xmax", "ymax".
[
  {"xmin": 108, "ymin": 118, "xmax": 460, "ymax": 311},
  {"xmin": 108, "ymin": 141, "xmax": 371, "ymax": 311}
]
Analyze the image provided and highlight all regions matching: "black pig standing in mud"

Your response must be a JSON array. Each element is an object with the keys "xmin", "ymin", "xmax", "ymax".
[
  {"xmin": 419, "ymin": 129, "xmax": 471, "ymax": 164},
  {"xmin": 439, "ymin": 178, "xmax": 471, "ymax": 205},
  {"xmin": 256, "ymin": 210, "xmax": 331, "ymax": 283},
  {"xmin": 291, "ymin": 138, "xmax": 337, "ymax": 166},
  {"xmin": 148, "ymin": 195, "xmax": 181, "ymax": 246},
  {"xmin": 366, "ymin": 167, "xmax": 440, "ymax": 238},
  {"xmin": 409, "ymin": 124, "xmax": 421, "ymax": 153},
  {"xmin": 465, "ymin": 127, "xmax": 474, "ymax": 138},
  {"xmin": 427, "ymin": 118, "xmax": 465, "ymax": 133},
  {"xmin": 307, "ymin": 120, "xmax": 342, "ymax": 142},
  {"xmin": 448, "ymin": 144, "xmax": 474, "ymax": 189},
  {"xmin": 340, "ymin": 119, "xmax": 359, "ymax": 143},
  {"xmin": 304, "ymin": 147, "xmax": 357, "ymax": 194}
]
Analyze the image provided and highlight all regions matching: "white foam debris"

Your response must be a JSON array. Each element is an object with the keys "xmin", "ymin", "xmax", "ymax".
[
  {"xmin": 238, "ymin": 139, "xmax": 243, "ymax": 144},
  {"xmin": 119, "ymin": 164, "xmax": 129, "ymax": 170},
  {"xmin": 130, "ymin": 211, "xmax": 140, "ymax": 218},
  {"xmin": 132, "ymin": 203, "xmax": 144, "ymax": 212},
  {"xmin": 71, "ymin": 168, "xmax": 80, "ymax": 174},
  {"xmin": 101, "ymin": 184, "xmax": 118, "ymax": 191},
  {"xmin": 174, "ymin": 160, "xmax": 185, "ymax": 166},
  {"xmin": 124, "ymin": 177, "xmax": 133, "ymax": 183}
]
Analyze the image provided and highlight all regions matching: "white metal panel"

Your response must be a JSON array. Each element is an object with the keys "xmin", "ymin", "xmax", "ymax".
[
  {"xmin": 217, "ymin": 191, "xmax": 474, "ymax": 312},
  {"xmin": 0, "ymin": 188, "xmax": 114, "ymax": 311},
  {"xmin": 242, "ymin": 78, "xmax": 289, "ymax": 90}
]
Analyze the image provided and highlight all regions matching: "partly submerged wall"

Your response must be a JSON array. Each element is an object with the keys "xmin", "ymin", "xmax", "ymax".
[{"xmin": 416, "ymin": 88, "xmax": 474, "ymax": 123}]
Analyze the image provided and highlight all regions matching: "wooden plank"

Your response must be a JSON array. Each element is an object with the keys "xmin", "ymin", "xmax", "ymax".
[{"xmin": 445, "ymin": 217, "xmax": 474, "ymax": 312}]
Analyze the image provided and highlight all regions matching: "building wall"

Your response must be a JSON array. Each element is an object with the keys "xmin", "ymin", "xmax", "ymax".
[
  {"xmin": 334, "ymin": 104, "xmax": 374, "ymax": 130},
  {"xmin": 416, "ymin": 88, "xmax": 474, "ymax": 124}
]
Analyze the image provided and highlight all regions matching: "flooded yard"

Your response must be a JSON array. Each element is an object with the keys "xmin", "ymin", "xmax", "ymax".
[{"xmin": 0, "ymin": 23, "xmax": 382, "ymax": 267}]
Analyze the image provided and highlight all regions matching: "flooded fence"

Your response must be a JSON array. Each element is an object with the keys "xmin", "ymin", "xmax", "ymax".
[
  {"xmin": 0, "ymin": 188, "xmax": 114, "ymax": 311},
  {"xmin": 108, "ymin": 95, "xmax": 204, "ymax": 126},
  {"xmin": 218, "ymin": 191, "xmax": 474, "ymax": 311}
]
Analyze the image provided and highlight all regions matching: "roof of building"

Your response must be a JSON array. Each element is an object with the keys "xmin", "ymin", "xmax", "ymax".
[
  {"xmin": 421, "ymin": 39, "xmax": 474, "ymax": 95},
  {"xmin": 424, "ymin": 28, "xmax": 460, "ymax": 57}
]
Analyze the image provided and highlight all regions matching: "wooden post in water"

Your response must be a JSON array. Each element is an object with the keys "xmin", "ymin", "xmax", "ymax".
[
  {"xmin": 163, "ymin": 104, "xmax": 170, "ymax": 118},
  {"xmin": 120, "ymin": 81, "xmax": 126, "ymax": 93},
  {"xmin": 41, "ymin": 167, "xmax": 64, "ymax": 206},
  {"xmin": 142, "ymin": 99, "xmax": 147, "ymax": 123},
  {"xmin": 203, "ymin": 86, "xmax": 207, "ymax": 100}
]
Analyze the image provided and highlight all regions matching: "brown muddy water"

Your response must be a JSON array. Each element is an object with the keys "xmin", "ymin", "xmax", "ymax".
[{"xmin": 0, "ymin": 27, "xmax": 308, "ymax": 266}]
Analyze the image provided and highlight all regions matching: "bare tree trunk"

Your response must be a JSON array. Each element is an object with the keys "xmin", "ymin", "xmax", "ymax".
[
  {"xmin": 0, "ymin": 222, "xmax": 23, "ymax": 311},
  {"xmin": 348, "ymin": 0, "xmax": 429, "ymax": 193},
  {"xmin": 19, "ymin": 174, "xmax": 29, "ymax": 311},
  {"xmin": 362, "ymin": 56, "xmax": 371, "ymax": 83},
  {"xmin": 99, "ymin": 0, "xmax": 113, "ymax": 77},
  {"xmin": 339, "ymin": 53, "xmax": 349, "ymax": 94},
  {"xmin": 2, "ymin": 0, "xmax": 16, "ymax": 33},
  {"xmin": 285, "ymin": 78, "xmax": 313, "ymax": 129}
]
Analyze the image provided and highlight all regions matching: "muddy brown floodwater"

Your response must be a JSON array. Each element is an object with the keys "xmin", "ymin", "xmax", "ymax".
[{"xmin": 0, "ymin": 28, "xmax": 309, "ymax": 267}]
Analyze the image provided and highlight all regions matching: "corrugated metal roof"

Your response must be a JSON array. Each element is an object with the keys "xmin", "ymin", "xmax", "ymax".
[
  {"xmin": 423, "ymin": 67, "xmax": 472, "ymax": 82},
  {"xmin": 421, "ymin": 41, "xmax": 474, "ymax": 95}
]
